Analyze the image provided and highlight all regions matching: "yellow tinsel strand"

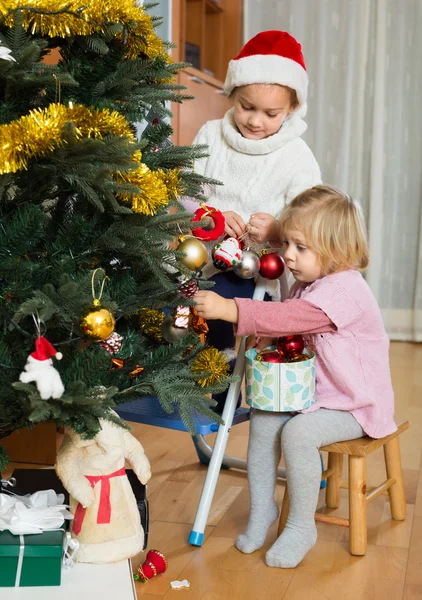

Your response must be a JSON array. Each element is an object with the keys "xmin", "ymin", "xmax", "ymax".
[
  {"xmin": 139, "ymin": 308, "xmax": 164, "ymax": 341},
  {"xmin": 191, "ymin": 348, "xmax": 230, "ymax": 388},
  {"xmin": 116, "ymin": 166, "xmax": 181, "ymax": 216},
  {"xmin": 0, "ymin": 103, "xmax": 182, "ymax": 214},
  {"xmin": 0, "ymin": 103, "xmax": 134, "ymax": 175},
  {"xmin": 0, "ymin": 0, "xmax": 168, "ymax": 60}
]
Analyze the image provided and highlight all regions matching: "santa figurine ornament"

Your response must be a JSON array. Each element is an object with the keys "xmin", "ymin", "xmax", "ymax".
[
  {"xmin": 19, "ymin": 335, "xmax": 64, "ymax": 400},
  {"xmin": 212, "ymin": 237, "xmax": 243, "ymax": 271}
]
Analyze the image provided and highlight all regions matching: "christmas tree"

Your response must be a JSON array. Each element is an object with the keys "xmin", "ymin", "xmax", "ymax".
[{"xmin": 0, "ymin": 0, "xmax": 230, "ymax": 471}]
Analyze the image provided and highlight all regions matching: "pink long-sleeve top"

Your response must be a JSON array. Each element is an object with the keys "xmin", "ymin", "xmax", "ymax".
[{"xmin": 234, "ymin": 270, "xmax": 397, "ymax": 439}]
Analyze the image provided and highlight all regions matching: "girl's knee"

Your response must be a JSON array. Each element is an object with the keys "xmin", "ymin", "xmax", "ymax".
[{"xmin": 280, "ymin": 413, "xmax": 319, "ymax": 450}]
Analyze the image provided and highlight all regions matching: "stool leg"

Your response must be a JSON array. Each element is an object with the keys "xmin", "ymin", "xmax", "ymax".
[
  {"xmin": 326, "ymin": 453, "xmax": 343, "ymax": 509},
  {"xmin": 348, "ymin": 455, "xmax": 367, "ymax": 556},
  {"xmin": 277, "ymin": 485, "xmax": 290, "ymax": 536},
  {"xmin": 384, "ymin": 436, "xmax": 406, "ymax": 520}
]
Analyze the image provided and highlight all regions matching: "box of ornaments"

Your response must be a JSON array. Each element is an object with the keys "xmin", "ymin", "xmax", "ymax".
[{"xmin": 245, "ymin": 336, "xmax": 316, "ymax": 412}]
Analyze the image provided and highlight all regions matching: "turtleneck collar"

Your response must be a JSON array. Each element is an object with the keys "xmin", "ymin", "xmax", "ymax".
[{"xmin": 221, "ymin": 107, "xmax": 307, "ymax": 156}]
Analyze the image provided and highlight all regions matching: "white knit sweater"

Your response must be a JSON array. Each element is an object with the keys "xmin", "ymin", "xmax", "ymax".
[{"xmin": 190, "ymin": 108, "xmax": 321, "ymax": 222}]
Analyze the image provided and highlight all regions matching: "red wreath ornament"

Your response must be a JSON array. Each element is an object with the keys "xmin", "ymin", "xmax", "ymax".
[{"xmin": 191, "ymin": 203, "xmax": 226, "ymax": 241}]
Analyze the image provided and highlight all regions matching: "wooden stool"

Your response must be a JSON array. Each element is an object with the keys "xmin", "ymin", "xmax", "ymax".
[{"xmin": 277, "ymin": 421, "xmax": 409, "ymax": 556}]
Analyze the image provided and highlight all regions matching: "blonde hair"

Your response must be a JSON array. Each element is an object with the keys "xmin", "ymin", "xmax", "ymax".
[{"xmin": 279, "ymin": 185, "xmax": 369, "ymax": 273}]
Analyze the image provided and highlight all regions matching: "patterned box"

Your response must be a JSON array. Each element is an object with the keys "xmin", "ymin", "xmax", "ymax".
[{"xmin": 245, "ymin": 347, "xmax": 316, "ymax": 412}]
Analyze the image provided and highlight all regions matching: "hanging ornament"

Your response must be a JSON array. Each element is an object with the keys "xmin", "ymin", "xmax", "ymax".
[
  {"xmin": 98, "ymin": 331, "xmax": 123, "ymax": 355},
  {"xmin": 174, "ymin": 305, "xmax": 190, "ymax": 329},
  {"xmin": 178, "ymin": 276, "xmax": 199, "ymax": 299},
  {"xmin": 80, "ymin": 269, "xmax": 115, "ymax": 341},
  {"xmin": 139, "ymin": 308, "xmax": 164, "ymax": 342},
  {"xmin": 191, "ymin": 204, "xmax": 225, "ymax": 242},
  {"xmin": 191, "ymin": 348, "xmax": 230, "ymax": 387},
  {"xmin": 258, "ymin": 251, "xmax": 285, "ymax": 280},
  {"xmin": 161, "ymin": 315, "xmax": 189, "ymax": 343},
  {"xmin": 176, "ymin": 235, "xmax": 208, "ymax": 271},
  {"xmin": 190, "ymin": 307, "xmax": 209, "ymax": 343},
  {"xmin": 233, "ymin": 248, "xmax": 260, "ymax": 279},
  {"xmin": 19, "ymin": 334, "xmax": 65, "ymax": 400},
  {"xmin": 135, "ymin": 549, "xmax": 168, "ymax": 582},
  {"xmin": 111, "ymin": 358, "xmax": 144, "ymax": 379},
  {"xmin": 212, "ymin": 237, "xmax": 243, "ymax": 271},
  {"xmin": 276, "ymin": 335, "xmax": 305, "ymax": 358}
]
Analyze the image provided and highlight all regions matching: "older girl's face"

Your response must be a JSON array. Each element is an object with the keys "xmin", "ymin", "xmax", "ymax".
[{"xmin": 232, "ymin": 84, "xmax": 293, "ymax": 140}]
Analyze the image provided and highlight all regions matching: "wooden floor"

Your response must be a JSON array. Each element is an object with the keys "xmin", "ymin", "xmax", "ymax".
[{"xmin": 128, "ymin": 342, "xmax": 422, "ymax": 600}]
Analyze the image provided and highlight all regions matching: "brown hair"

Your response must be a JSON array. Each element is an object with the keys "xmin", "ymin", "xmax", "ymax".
[
  {"xmin": 230, "ymin": 84, "xmax": 299, "ymax": 110},
  {"xmin": 279, "ymin": 185, "xmax": 370, "ymax": 273}
]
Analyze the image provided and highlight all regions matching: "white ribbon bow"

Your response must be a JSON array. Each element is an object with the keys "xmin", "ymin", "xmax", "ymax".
[{"xmin": 0, "ymin": 489, "xmax": 73, "ymax": 535}]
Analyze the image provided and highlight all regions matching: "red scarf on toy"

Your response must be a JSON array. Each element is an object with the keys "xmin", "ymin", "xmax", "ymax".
[{"xmin": 72, "ymin": 467, "xmax": 126, "ymax": 536}]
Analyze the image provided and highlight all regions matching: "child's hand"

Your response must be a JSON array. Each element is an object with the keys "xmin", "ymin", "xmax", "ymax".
[
  {"xmin": 248, "ymin": 213, "xmax": 279, "ymax": 244},
  {"xmin": 246, "ymin": 335, "xmax": 275, "ymax": 351},
  {"xmin": 223, "ymin": 211, "xmax": 246, "ymax": 238},
  {"xmin": 194, "ymin": 290, "xmax": 238, "ymax": 323}
]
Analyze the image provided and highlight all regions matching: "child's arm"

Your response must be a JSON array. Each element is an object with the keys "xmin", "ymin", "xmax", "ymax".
[{"xmin": 194, "ymin": 291, "xmax": 335, "ymax": 337}]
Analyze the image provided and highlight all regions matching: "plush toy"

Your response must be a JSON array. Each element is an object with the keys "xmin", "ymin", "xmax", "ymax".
[
  {"xmin": 19, "ymin": 336, "xmax": 64, "ymax": 400},
  {"xmin": 55, "ymin": 414, "xmax": 151, "ymax": 564}
]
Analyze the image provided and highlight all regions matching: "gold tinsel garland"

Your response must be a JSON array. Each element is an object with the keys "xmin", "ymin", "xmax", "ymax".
[
  {"xmin": 0, "ymin": 103, "xmax": 181, "ymax": 214},
  {"xmin": 139, "ymin": 308, "xmax": 164, "ymax": 342},
  {"xmin": 191, "ymin": 348, "xmax": 230, "ymax": 388},
  {"xmin": 0, "ymin": 0, "xmax": 166, "ymax": 60}
]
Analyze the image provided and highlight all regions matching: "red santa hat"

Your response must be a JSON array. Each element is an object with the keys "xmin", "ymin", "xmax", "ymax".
[
  {"xmin": 31, "ymin": 336, "xmax": 63, "ymax": 361},
  {"xmin": 224, "ymin": 30, "xmax": 308, "ymax": 114}
]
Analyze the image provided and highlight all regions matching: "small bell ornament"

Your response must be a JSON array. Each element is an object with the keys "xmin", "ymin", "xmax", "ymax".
[
  {"xmin": 233, "ymin": 249, "xmax": 260, "ymax": 279},
  {"xmin": 177, "ymin": 235, "xmax": 208, "ymax": 271},
  {"xmin": 135, "ymin": 549, "xmax": 168, "ymax": 582},
  {"xmin": 212, "ymin": 237, "xmax": 243, "ymax": 271}
]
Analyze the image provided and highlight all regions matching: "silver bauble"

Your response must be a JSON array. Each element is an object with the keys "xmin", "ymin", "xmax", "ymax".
[
  {"xmin": 233, "ymin": 249, "xmax": 260, "ymax": 279},
  {"xmin": 161, "ymin": 315, "xmax": 188, "ymax": 343}
]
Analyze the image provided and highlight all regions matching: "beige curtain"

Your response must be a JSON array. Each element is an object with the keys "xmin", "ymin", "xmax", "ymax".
[{"xmin": 244, "ymin": 0, "xmax": 422, "ymax": 340}]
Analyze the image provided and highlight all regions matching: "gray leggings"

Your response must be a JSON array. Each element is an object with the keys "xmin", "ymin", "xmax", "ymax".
[{"xmin": 247, "ymin": 408, "xmax": 364, "ymax": 527}]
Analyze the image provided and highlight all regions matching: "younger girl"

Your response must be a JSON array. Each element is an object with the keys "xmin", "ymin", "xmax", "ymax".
[{"xmin": 194, "ymin": 185, "xmax": 397, "ymax": 568}]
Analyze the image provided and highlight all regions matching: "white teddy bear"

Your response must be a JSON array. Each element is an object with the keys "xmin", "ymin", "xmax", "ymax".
[{"xmin": 19, "ymin": 336, "xmax": 65, "ymax": 400}]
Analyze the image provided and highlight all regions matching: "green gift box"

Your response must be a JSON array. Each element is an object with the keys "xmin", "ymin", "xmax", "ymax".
[
  {"xmin": 245, "ymin": 347, "xmax": 316, "ymax": 412},
  {"xmin": 0, "ymin": 529, "xmax": 64, "ymax": 587}
]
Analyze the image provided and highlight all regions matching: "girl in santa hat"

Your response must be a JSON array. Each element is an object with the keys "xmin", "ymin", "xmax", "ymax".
[{"xmin": 183, "ymin": 31, "xmax": 321, "ymax": 411}]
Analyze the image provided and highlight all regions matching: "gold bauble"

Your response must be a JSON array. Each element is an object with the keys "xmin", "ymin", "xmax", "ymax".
[
  {"xmin": 80, "ymin": 303, "xmax": 115, "ymax": 341},
  {"xmin": 177, "ymin": 236, "xmax": 208, "ymax": 271}
]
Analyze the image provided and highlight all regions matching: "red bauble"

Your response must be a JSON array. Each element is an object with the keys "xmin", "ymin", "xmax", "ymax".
[
  {"xmin": 276, "ymin": 335, "xmax": 305, "ymax": 357},
  {"xmin": 258, "ymin": 253, "xmax": 285, "ymax": 280},
  {"xmin": 257, "ymin": 350, "xmax": 285, "ymax": 363},
  {"xmin": 191, "ymin": 204, "xmax": 226, "ymax": 242}
]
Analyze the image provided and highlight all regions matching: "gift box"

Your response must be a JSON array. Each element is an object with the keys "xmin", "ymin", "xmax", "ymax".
[
  {"xmin": 245, "ymin": 347, "xmax": 316, "ymax": 412},
  {"xmin": 0, "ymin": 529, "xmax": 64, "ymax": 587}
]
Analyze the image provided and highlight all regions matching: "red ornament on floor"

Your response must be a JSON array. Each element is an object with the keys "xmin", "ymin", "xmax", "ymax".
[
  {"xmin": 258, "ymin": 252, "xmax": 285, "ymax": 280},
  {"xmin": 135, "ymin": 549, "xmax": 168, "ymax": 582},
  {"xmin": 276, "ymin": 335, "xmax": 305, "ymax": 358}
]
